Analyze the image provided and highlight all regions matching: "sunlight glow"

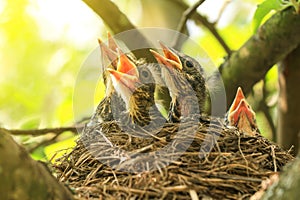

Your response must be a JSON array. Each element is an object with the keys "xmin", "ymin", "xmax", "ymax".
[
  {"xmin": 26, "ymin": 0, "xmax": 103, "ymax": 48},
  {"xmin": 47, "ymin": 48, "xmax": 71, "ymax": 75},
  {"xmin": 0, "ymin": 0, "xmax": 5, "ymax": 15}
]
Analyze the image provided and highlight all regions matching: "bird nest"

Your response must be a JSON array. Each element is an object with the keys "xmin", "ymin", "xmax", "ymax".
[{"xmin": 54, "ymin": 117, "xmax": 294, "ymax": 199}]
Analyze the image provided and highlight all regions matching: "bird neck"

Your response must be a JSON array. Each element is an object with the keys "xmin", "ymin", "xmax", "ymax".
[{"xmin": 126, "ymin": 84, "xmax": 158, "ymax": 126}]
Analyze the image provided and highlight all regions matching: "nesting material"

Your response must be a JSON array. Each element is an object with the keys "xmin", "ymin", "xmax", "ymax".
[{"xmin": 54, "ymin": 117, "xmax": 293, "ymax": 199}]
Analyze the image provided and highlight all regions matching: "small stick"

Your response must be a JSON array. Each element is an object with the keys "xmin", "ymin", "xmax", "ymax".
[
  {"xmin": 173, "ymin": 0, "xmax": 206, "ymax": 47},
  {"xmin": 271, "ymin": 145, "xmax": 277, "ymax": 172}
]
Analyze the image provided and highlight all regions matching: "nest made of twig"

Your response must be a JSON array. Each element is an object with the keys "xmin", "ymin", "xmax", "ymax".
[{"xmin": 54, "ymin": 117, "xmax": 294, "ymax": 200}]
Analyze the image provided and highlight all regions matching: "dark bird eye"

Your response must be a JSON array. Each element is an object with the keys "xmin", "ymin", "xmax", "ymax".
[
  {"xmin": 185, "ymin": 60, "xmax": 193, "ymax": 68},
  {"xmin": 142, "ymin": 69, "xmax": 149, "ymax": 78}
]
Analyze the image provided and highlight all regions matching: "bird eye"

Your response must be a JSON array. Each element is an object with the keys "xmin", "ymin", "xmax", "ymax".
[
  {"xmin": 142, "ymin": 69, "xmax": 149, "ymax": 78},
  {"xmin": 185, "ymin": 60, "xmax": 193, "ymax": 68}
]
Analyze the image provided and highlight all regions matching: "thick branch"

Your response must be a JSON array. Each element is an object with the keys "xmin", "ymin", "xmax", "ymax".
[
  {"xmin": 1, "ymin": 125, "xmax": 84, "ymax": 136},
  {"xmin": 221, "ymin": 8, "xmax": 300, "ymax": 107},
  {"xmin": 261, "ymin": 154, "xmax": 300, "ymax": 199},
  {"xmin": 0, "ymin": 129, "xmax": 74, "ymax": 200},
  {"xmin": 83, "ymin": 0, "xmax": 134, "ymax": 33},
  {"xmin": 278, "ymin": 45, "xmax": 300, "ymax": 155},
  {"xmin": 82, "ymin": 0, "xmax": 155, "ymax": 62}
]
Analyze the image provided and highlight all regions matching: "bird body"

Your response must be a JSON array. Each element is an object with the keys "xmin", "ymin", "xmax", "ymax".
[
  {"xmin": 150, "ymin": 42, "xmax": 207, "ymax": 122},
  {"xmin": 87, "ymin": 35, "xmax": 124, "ymax": 126},
  {"xmin": 88, "ymin": 33, "xmax": 144, "ymax": 126},
  {"xmin": 108, "ymin": 54, "xmax": 166, "ymax": 130}
]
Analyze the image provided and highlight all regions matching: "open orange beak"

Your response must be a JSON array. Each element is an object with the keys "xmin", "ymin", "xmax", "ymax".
[
  {"xmin": 107, "ymin": 50, "xmax": 139, "ymax": 92},
  {"xmin": 107, "ymin": 68, "xmax": 138, "ymax": 92},
  {"xmin": 150, "ymin": 42, "xmax": 182, "ymax": 71},
  {"xmin": 227, "ymin": 87, "xmax": 258, "ymax": 135},
  {"xmin": 228, "ymin": 87, "xmax": 246, "ymax": 114},
  {"xmin": 98, "ymin": 38, "xmax": 118, "ymax": 68},
  {"xmin": 98, "ymin": 32, "xmax": 123, "ymax": 69},
  {"xmin": 228, "ymin": 99, "xmax": 256, "ymax": 127},
  {"xmin": 107, "ymin": 31, "xmax": 118, "ymax": 52},
  {"xmin": 116, "ymin": 48, "xmax": 138, "ymax": 77}
]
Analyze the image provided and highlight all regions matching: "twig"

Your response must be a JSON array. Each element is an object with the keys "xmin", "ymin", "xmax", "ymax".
[
  {"xmin": 96, "ymin": 130, "xmax": 113, "ymax": 147},
  {"xmin": 75, "ymin": 116, "xmax": 91, "ymax": 124},
  {"xmin": 238, "ymin": 134, "xmax": 249, "ymax": 176},
  {"xmin": 192, "ymin": 14, "xmax": 231, "ymax": 54},
  {"xmin": 189, "ymin": 190, "xmax": 199, "ymax": 200},
  {"xmin": 173, "ymin": 1, "xmax": 231, "ymax": 55},
  {"xmin": 173, "ymin": 0, "xmax": 206, "ymax": 48},
  {"xmin": 28, "ymin": 133, "xmax": 61, "ymax": 153},
  {"xmin": 178, "ymin": 0, "xmax": 206, "ymax": 34},
  {"xmin": 2, "ymin": 124, "xmax": 84, "ymax": 136},
  {"xmin": 214, "ymin": 0, "xmax": 231, "ymax": 24},
  {"xmin": 271, "ymin": 145, "xmax": 277, "ymax": 172}
]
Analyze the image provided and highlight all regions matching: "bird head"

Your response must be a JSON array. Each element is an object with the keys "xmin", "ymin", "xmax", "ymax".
[
  {"xmin": 108, "ymin": 50, "xmax": 157, "ymax": 126},
  {"xmin": 150, "ymin": 41, "xmax": 206, "ymax": 90},
  {"xmin": 98, "ymin": 32, "xmax": 141, "ymax": 97},
  {"xmin": 107, "ymin": 49, "xmax": 139, "ymax": 107},
  {"xmin": 151, "ymin": 41, "xmax": 205, "ymax": 76},
  {"xmin": 227, "ymin": 87, "xmax": 258, "ymax": 136}
]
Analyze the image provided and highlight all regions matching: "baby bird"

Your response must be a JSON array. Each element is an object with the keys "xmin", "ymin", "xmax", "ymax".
[
  {"xmin": 88, "ymin": 33, "xmax": 130, "ymax": 125},
  {"xmin": 226, "ymin": 87, "xmax": 259, "ymax": 136},
  {"xmin": 108, "ymin": 52, "xmax": 166, "ymax": 130},
  {"xmin": 150, "ymin": 42, "xmax": 207, "ymax": 122}
]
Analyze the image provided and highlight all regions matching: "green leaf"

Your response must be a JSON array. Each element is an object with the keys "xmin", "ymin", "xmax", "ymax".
[{"xmin": 252, "ymin": 0, "xmax": 282, "ymax": 32}]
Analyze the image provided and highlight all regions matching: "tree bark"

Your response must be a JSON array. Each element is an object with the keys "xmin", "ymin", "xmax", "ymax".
[
  {"xmin": 82, "ymin": 0, "xmax": 156, "ymax": 62},
  {"xmin": 221, "ymin": 7, "xmax": 300, "ymax": 107},
  {"xmin": 277, "ymin": 45, "xmax": 300, "ymax": 155},
  {"xmin": 261, "ymin": 153, "xmax": 300, "ymax": 199},
  {"xmin": 0, "ymin": 129, "xmax": 74, "ymax": 200}
]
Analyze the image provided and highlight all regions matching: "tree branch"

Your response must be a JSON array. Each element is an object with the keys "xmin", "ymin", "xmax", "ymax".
[
  {"xmin": 214, "ymin": 0, "xmax": 231, "ymax": 24},
  {"xmin": 0, "ymin": 129, "xmax": 74, "ymax": 200},
  {"xmin": 171, "ymin": 0, "xmax": 231, "ymax": 54},
  {"xmin": 1, "ymin": 125, "xmax": 84, "ymax": 136},
  {"xmin": 28, "ymin": 133, "xmax": 62, "ymax": 153},
  {"xmin": 261, "ymin": 154, "xmax": 300, "ymax": 199},
  {"xmin": 192, "ymin": 13, "xmax": 232, "ymax": 54},
  {"xmin": 173, "ymin": 0, "xmax": 206, "ymax": 47},
  {"xmin": 82, "ymin": 0, "xmax": 156, "ymax": 62},
  {"xmin": 277, "ymin": 45, "xmax": 300, "ymax": 155},
  {"xmin": 220, "ymin": 7, "xmax": 300, "ymax": 107}
]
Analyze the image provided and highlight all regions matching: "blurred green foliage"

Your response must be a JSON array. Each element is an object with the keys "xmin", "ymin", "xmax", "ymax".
[
  {"xmin": 0, "ymin": 0, "xmax": 103, "ymax": 129},
  {"xmin": 0, "ymin": 0, "xmax": 279, "ymax": 161}
]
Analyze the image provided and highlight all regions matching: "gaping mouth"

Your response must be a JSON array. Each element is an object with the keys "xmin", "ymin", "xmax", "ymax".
[
  {"xmin": 229, "ymin": 99, "xmax": 256, "ymax": 127},
  {"xmin": 227, "ymin": 87, "xmax": 256, "ymax": 129},
  {"xmin": 107, "ymin": 48, "xmax": 139, "ymax": 92},
  {"xmin": 227, "ymin": 87, "xmax": 246, "ymax": 115},
  {"xmin": 150, "ymin": 42, "xmax": 182, "ymax": 71},
  {"xmin": 98, "ymin": 32, "xmax": 119, "ymax": 69}
]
